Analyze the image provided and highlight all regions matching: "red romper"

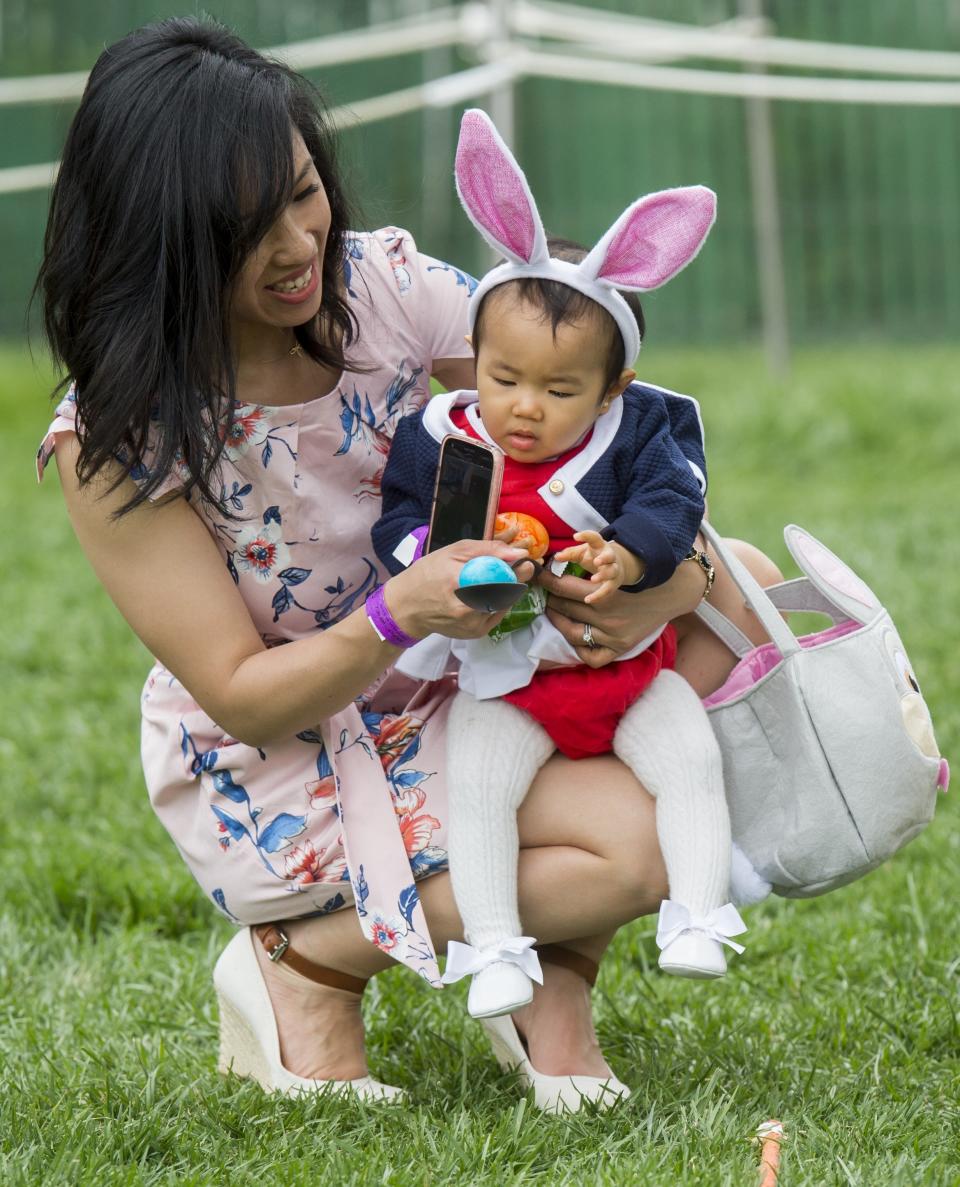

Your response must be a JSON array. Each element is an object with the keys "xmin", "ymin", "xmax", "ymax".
[{"xmin": 450, "ymin": 408, "xmax": 677, "ymax": 761}]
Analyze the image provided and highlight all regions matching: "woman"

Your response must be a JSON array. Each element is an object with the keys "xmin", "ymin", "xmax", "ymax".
[{"xmin": 37, "ymin": 19, "xmax": 778, "ymax": 1109}]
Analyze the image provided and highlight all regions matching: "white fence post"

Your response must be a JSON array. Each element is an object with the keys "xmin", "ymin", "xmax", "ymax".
[{"xmin": 739, "ymin": 0, "xmax": 791, "ymax": 375}]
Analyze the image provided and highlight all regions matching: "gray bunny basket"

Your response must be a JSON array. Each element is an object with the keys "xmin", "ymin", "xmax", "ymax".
[{"xmin": 695, "ymin": 522, "xmax": 948, "ymax": 901}]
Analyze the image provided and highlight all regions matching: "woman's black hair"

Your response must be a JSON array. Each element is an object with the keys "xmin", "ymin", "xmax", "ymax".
[
  {"xmin": 36, "ymin": 17, "xmax": 358, "ymax": 514},
  {"xmin": 472, "ymin": 237, "xmax": 645, "ymax": 394}
]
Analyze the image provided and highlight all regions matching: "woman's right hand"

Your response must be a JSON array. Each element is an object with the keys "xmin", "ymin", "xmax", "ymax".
[
  {"xmin": 57, "ymin": 439, "xmax": 528, "ymax": 746},
  {"xmin": 383, "ymin": 539, "xmax": 534, "ymax": 641}
]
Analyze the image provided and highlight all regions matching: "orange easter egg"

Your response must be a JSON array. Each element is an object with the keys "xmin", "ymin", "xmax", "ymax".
[{"xmin": 495, "ymin": 511, "xmax": 550, "ymax": 560}]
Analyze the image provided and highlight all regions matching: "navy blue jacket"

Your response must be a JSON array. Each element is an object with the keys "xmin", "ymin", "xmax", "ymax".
[{"xmin": 372, "ymin": 383, "xmax": 707, "ymax": 591}]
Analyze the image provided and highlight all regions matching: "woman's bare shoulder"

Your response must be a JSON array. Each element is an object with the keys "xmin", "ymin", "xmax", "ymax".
[{"xmin": 54, "ymin": 436, "xmax": 265, "ymax": 719}]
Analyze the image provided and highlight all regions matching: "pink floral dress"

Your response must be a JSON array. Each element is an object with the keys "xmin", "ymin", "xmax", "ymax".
[{"xmin": 37, "ymin": 229, "xmax": 477, "ymax": 985}]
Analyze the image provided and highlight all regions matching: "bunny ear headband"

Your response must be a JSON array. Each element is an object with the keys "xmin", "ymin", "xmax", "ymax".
[{"xmin": 455, "ymin": 108, "xmax": 717, "ymax": 368}]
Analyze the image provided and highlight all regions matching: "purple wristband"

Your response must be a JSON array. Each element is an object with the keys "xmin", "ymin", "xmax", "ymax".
[
  {"xmin": 410, "ymin": 524, "xmax": 429, "ymax": 562},
  {"xmin": 365, "ymin": 585, "xmax": 420, "ymax": 649}
]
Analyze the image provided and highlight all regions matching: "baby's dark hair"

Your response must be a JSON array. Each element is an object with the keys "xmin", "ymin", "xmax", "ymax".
[{"xmin": 471, "ymin": 237, "xmax": 645, "ymax": 394}]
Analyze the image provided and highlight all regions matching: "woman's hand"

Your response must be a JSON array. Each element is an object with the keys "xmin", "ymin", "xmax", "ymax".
[
  {"xmin": 56, "ymin": 439, "xmax": 532, "ymax": 746},
  {"xmin": 384, "ymin": 539, "xmax": 535, "ymax": 641},
  {"xmin": 538, "ymin": 558, "xmax": 707, "ymax": 668}
]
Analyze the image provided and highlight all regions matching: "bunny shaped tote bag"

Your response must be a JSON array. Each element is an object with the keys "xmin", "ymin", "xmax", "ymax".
[{"xmin": 697, "ymin": 523, "xmax": 948, "ymax": 900}]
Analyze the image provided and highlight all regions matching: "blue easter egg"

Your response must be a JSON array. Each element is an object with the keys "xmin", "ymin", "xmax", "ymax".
[{"xmin": 458, "ymin": 556, "xmax": 518, "ymax": 587}]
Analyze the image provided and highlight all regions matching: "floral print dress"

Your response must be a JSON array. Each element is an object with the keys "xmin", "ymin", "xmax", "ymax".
[{"xmin": 38, "ymin": 229, "xmax": 477, "ymax": 985}]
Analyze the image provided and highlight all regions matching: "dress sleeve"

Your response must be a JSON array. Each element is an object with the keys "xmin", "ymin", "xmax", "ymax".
[
  {"xmin": 36, "ymin": 387, "xmax": 80, "ymax": 482},
  {"xmin": 36, "ymin": 382, "xmax": 190, "ymax": 501},
  {"xmin": 372, "ymin": 227, "xmax": 477, "ymax": 365}
]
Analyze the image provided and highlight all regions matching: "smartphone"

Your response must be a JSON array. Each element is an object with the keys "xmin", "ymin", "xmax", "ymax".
[{"xmin": 426, "ymin": 434, "xmax": 504, "ymax": 553}]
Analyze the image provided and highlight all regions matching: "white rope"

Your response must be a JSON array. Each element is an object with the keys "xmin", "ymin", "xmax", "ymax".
[
  {"xmin": 0, "ymin": 62, "xmax": 520, "ymax": 195},
  {"xmin": 513, "ymin": 46, "xmax": 960, "ymax": 105},
  {"xmin": 4, "ymin": 3, "xmax": 960, "ymax": 197},
  {"xmin": 262, "ymin": 8, "xmax": 464, "ymax": 71},
  {"xmin": 512, "ymin": 0, "xmax": 960, "ymax": 78},
  {"xmin": 329, "ymin": 61, "xmax": 518, "ymax": 128},
  {"xmin": 0, "ymin": 161, "xmax": 59, "ymax": 195},
  {"xmin": 0, "ymin": 8, "xmax": 467, "ymax": 107},
  {"xmin": 0, "ymin": 70, "xmax": 89, "ymax": 106}
]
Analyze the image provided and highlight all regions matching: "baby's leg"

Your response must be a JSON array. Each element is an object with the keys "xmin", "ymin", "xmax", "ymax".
[
  {"xmin": 444, "ymin": 692, "xmax": 556, "ymax": 1016},
  {"xmin": 612, "ymin": 670, "xmax": 741, "ymax": 979}
]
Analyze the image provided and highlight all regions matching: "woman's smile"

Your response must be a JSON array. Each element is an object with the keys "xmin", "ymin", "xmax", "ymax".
[{"xmin": 266, "ymin": 257, "xmax": 319, "ymax": 304}]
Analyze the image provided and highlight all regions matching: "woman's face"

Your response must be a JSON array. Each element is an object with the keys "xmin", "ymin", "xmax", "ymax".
[{"xmin": 230, "ymin": 131, "xmax": 332, "ymax": 338}]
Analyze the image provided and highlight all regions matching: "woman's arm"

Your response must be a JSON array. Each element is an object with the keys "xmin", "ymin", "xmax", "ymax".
[
  {"xmin": 431, "ymin": 356, "xmax": 476, "ymax": 392},
  {"xmin": 56, "ymin": 434, "xmax": 528, "ymax": 747}
]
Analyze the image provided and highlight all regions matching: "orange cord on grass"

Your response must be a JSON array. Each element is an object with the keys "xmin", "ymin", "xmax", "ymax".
[{"xmin": 755, "ymin": 1120, "xmax": 785, "ymax": 1186}]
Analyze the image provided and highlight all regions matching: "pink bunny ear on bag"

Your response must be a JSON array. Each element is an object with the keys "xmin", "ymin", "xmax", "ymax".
[
  {"xmin": 454, "ymin": 108, "xmax": 548, "ymax": 266},
  {"xmin": 583, "ymin": 186, "xmax": 717, "ymax": 291}
]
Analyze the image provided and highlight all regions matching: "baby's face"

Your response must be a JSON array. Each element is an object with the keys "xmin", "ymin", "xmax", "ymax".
[{"xmin": 474, "ymin": 291, "xmax": 616, "ymax": 463}]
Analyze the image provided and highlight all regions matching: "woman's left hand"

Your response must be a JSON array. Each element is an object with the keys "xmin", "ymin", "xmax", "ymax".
[{"xmin": 539, "ymin": 559, "xmax": 706, "ymax": 668}]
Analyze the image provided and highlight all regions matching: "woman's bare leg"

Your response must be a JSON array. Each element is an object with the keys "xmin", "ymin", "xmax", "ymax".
[
  {"xmin": 254, "ymin": 751, "xmax": 665, "ymax": 1080},
  {"xmin": 674, "ymin": 538, "xmax": 784, "ymax": 697},
  {"xmin": 248, "ymin": 539, "xmax": 783, "ymax": 1083}
]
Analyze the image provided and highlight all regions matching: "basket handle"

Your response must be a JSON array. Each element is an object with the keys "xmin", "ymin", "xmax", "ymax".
[
  {"xmin": 763, "ymin": 578, "xmax": 849, "ymax": 621},
  {"xmin": 698, "ymin": 521, "xmax": 801, "ymax": 658}
]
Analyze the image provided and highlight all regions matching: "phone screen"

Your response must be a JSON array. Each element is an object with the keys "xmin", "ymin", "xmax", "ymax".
[{"xmin": 427, "ymin": 437, "xmax": 496, "ymax": 552}]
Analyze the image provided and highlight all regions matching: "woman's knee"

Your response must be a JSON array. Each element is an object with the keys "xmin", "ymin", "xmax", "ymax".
[
  {"xmin": 597, "ymin": 786, "xmax": 668, "ymax": 915},
  {"xmin": 519, "ymin": 754, "xmax": 668, "ymax": 916},
  {"xmin": 724, "ymin": 537, "xmax": 784, "ymax": 591}
]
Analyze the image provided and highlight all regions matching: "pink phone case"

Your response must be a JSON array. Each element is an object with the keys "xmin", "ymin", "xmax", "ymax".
[{"xmin": 426, "ymin": 434, "xmax": 505, "ymax": 552}]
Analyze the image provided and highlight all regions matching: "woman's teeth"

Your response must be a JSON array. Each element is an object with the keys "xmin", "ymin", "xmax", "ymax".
[{"xmin": 272, "ymin": 265, "xmax": 312, "ymax": 293}]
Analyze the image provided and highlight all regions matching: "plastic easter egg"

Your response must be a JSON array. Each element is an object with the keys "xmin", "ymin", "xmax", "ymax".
[
  {"xmin": 495, "ymin": 511, "xmax": 550, "ymax": 561},
  {"xmin": 455, "ymin": 555, "xmax": 528, "ymax": 613},
  {"xmin": 458, "ymin": 555, "xmax": 519, "ymax": 587}
]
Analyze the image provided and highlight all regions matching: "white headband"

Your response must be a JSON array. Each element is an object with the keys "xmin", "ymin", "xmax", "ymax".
[{"xmin": 455, "ymin": 108, "xmax": 717, "ymax": 370}]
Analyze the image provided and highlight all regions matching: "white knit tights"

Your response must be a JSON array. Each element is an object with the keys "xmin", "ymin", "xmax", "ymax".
[
  {"xmin": 446, "ymin": 692, "xmax": 555, "ymax": 949},
  {"xmin": 613, "ymin": 669, "xmax": 730, "ymax": 913},
  {"xmin": 445, "ymin": 670, "xmax": 731, "ymax": 952}
]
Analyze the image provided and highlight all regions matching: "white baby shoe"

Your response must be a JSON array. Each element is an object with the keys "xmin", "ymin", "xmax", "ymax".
[
  {"xmin": 468, "ymin": 961, "xmax": 535, "ymax": 1018},
  {"xmin": 658, "ymin": 931, "xmax": 728, "ymax": 979},
  {"xmin": 655, "ymin": 900, "xmax": 747, "ymax": 981},
  {"xmin": 442, "ymin": 937, "xmax": 544, "ymax": 1018}
]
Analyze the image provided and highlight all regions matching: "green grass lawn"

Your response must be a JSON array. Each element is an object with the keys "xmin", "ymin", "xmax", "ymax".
[{"xmin": 1, "ymin": 341, "xmax": 957, "ymax": 1185}]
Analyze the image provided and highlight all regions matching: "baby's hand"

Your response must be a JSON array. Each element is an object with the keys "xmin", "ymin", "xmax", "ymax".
[
  {"xmin": 554, "ymin": 531, "xmax": 639, "ymax": 604},
  {"xmin": 554, "ymin": 530, "xmax": 623, "ymax": 603}
]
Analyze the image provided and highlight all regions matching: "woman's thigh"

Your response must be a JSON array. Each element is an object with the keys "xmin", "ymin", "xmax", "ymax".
[
  {"xmin": 414, "ymin": 751, "xmax": 668, "ymax": 948},
  {"xmin": 518, "ymin": 751, "xmax": 668, "ymax": 905}
]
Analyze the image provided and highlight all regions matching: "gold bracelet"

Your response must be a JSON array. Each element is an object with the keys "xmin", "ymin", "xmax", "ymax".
[{"xmin": 685, "ymin": 547, "xmax": 715, "ymax": 599}]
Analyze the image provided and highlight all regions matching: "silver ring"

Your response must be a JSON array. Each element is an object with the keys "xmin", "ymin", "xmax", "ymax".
[{"xmin": 582, "ymin": 622, "xmax": 598, "ymax": 649}]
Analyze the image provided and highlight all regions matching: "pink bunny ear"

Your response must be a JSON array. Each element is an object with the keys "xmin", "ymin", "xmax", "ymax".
[
  {"xmin": 583, "ymin": 186, "xmax": 717, "ymax": 291},
  {"xmin": 455, "ymin": 108, "xmax": 547, "ymax": 266}
]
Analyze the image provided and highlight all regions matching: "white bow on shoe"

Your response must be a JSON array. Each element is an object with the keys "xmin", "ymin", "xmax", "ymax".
[
  {"xmin": 442, "ymin": 937, "xmax": 544, "ymax": 1018},
  {"xmin": 655, "ymin": 901, "xmax": 747, "ymax": 980},
  {"xmin": 442, "ymin": 937, "xmax": 544, "ymax": 983}
]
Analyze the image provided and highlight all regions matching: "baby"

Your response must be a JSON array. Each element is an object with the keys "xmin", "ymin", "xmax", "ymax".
[{"xmin": 372, "ymin": 109, "xmax": 745, "ymax": 1021}]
